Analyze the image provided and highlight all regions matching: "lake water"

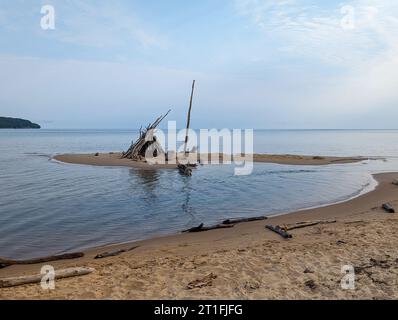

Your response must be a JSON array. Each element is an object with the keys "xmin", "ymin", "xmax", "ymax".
[{"xmin": 1, "ymin": 129, "xmax": 398, "ymax": 259}]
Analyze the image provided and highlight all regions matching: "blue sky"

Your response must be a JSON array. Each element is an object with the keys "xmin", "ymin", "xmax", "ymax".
[{"xmin": 0, "ymin": 0, "xmax": 397, "ymax": 129}]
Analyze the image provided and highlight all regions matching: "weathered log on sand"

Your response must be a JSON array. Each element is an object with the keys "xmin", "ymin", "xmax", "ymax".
[
  {"xmin": 222, "ymin": 216, "xmax": 268, "ymax": 225},
  {"xmin": 382, "ymin": 203, "xmax": 395, "ymax": 213},
  {"xmin": 392, "ymin": 180, "xmax": 398, "ymax": 186},
  {"xmin": 266, "ymin": 225, "xmax": 292, "ymax": 239},
  {"xmin": 0, "ymin": 267, "xmax": 94, "ymax": 288},
  {"xmin": 0, "ymin": 252, "xmax": 84, "ymax": 269},
  {"xmin": 182, "ymin": 223, "xmax": 234, "ymax": 233},
  {"xmin": 94, "ymin": 246, "xmax": 139, "ymax": 259},
  {"xmin": 284, "ymin": 220, "xmax": 337, "ymax": 231}
]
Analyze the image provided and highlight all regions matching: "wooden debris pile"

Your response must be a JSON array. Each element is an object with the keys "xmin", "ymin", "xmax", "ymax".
[
  {"xmin": 122, "ymin": 110, "xmax": 171, "ymax": 161},
  {"xmin": 122, "ymin": 80, "xmax": 198, "ymax": 176}
]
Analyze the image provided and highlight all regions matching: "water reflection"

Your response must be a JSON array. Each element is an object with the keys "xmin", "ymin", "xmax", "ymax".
[
  {"xmin": 180, "ymin": 175, "xmax": 197, "ymax": 224},
  {"xmin": 128, "ymin": 168, "xmax": 161, "ymax": 201}
]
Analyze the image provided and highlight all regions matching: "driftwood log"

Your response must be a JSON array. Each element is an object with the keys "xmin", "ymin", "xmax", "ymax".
[
  {"xmin": 382, "ymin": 203, "xmax": 395, "ymax": 213},
  {"xmin": 0, "ymin": 267, "xmax": 94, "ymax": 288},
  {"xmin": 0, "ymin": 252, "xmax": 84, "ymax": 269},
  {"xmin": 266, "ymin": 225, "xmax": 293, "ymax": 239},
  {"xmin": 392, "ymin": 180, "xmax": 398, "ymax": 187},
  {"xmin": 222, "ymin": 216, "xmax": 268, "ymax": 225},
  {"xmin": 284, "ymin": 220, "xmax": 337, "ymax": 231},
  {"xmin": 178, "ymin": 164, "xmax": 193, "ymax": 176},
  {"xmin": 182, "ymin": 223, "xmax": 234, "ymax": 233},
  {"xmin": 94, "ymin": 246, "xmax": 139, "ymax": 259}
]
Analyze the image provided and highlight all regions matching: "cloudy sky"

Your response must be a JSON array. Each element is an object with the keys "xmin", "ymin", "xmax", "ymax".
[{"xmin": 0, "ymin": 0, "xmax": 397, "ymax": 129}]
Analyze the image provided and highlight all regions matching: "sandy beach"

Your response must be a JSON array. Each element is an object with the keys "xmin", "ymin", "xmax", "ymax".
[
  {"xmin": 1, "ymin": 172, "xmax": 397, "ymax": 300},
  {"xmin": 53, "ymin": 152, "xmax": 368, "ymax": 169}
]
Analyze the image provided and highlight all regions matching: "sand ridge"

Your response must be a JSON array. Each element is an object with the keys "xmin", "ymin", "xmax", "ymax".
[{"xmin": 53, "ymin": 152, "xmax": 368, "ymax": 169}]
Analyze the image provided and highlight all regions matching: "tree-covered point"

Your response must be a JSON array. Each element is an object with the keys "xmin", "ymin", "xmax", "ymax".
[{"xmin": 0, "ymin": 117, "xmax": 41, "ymax": 129}]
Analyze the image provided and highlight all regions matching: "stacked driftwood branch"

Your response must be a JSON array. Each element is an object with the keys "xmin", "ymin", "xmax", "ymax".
[{"xmin": 122, "ymin": 110, "xmax": 171, "ymax": 161}]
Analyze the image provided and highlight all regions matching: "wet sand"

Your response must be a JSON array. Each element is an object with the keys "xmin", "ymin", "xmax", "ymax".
[{"xmin": 1, "ymin": 172, "xmax": 398, "ymax": 300}]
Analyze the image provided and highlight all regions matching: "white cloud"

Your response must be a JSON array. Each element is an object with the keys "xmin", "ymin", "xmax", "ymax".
[
  {"xmin": 234, "ymin": 0, "xmax": 398, "ymax": 66},
  {"xmin": 234, "ymin": 0, "xmax": 398, "ymax": 118}
]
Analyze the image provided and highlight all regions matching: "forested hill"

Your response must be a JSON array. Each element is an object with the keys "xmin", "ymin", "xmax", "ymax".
[{"xmin": 0, "ymin": 117, "xmax": 41, "ymax": 129}]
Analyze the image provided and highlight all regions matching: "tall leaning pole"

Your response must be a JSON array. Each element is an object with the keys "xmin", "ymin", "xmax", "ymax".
[{"xmin": 183, "ymin": 80, "xmax": 196, "ymax": 155}]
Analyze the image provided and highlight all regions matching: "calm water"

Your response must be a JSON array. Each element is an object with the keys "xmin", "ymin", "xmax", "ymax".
[{"xmin": 1, "ymin": 129, "xmax": 398, "ymax": 259}]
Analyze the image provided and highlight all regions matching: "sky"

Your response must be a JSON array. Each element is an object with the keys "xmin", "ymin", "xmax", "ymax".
[{"xmin": 0, "ymin": 0, "xmax": 397, "ymax": 129}]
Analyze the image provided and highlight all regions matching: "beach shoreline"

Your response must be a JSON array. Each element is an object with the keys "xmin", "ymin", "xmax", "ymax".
[{"xmin": 1, "ymin": 172, "xmax": 398, "ymax": 299}]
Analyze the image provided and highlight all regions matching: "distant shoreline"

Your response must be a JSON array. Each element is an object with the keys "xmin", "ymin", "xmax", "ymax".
[{"xmin": 0, "ymin": 117, "xmax": 40, "ymax": 129}]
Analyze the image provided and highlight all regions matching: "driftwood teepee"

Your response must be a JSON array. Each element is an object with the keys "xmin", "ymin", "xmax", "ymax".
[
  {"xmin": 122, "ymin": 81, "xmax": 197, "ymax": 176},
  {"xmin": 122, "ymin": 109, "xmax": 171, "ymax": 161}
]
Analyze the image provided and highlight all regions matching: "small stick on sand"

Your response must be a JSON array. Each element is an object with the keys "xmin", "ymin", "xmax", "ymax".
[
  {"xmin": 0, "ymin": 267, "xmax": 95, "ymax": 288},
  {"xmin": 284, "ymin": 220, "xmax": 337, "ymax": 231}
]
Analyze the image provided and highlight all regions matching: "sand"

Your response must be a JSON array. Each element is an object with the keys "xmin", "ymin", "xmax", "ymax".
[
  {"xmin": 1, "ymin": 172, "xmax": 398, "ymax": 300},
  {"xmin": 53, "ymin": 152, "xmax": 368, "ymax": 169}
]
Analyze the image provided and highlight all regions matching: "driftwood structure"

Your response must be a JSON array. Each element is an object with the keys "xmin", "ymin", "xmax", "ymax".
[
  {"xmin": 122, "ymin": 81, "xmax": 198, "ymax": 176},
  {"xmin": 122, "ymin": 110, "xmax": 171, "ymax": 161}
]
